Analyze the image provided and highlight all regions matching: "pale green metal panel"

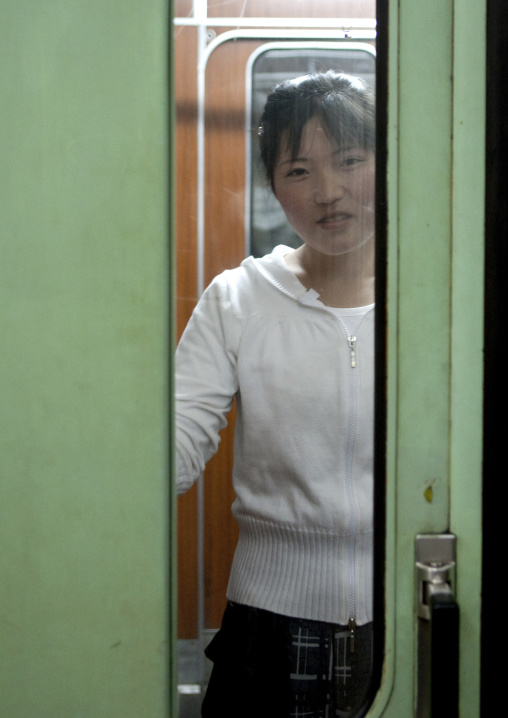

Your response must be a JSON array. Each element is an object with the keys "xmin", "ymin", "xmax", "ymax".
[
  {"xmin": 390, "ymin": 4, "xmax": 454, "ymax": 710},
  {"xmin": 369, "ymin": 0, "xmax": 485, "ymax": 715},
  {"xmin": 449, "ymin": 0, "xmax": 485, "ymax": 715},
  {"xmin": 168, "ymin": 1, "xmax": 178, "ymax": 714},
  {"xmin": 371, "ymin": 1, "xmax": 455, "ymax": 714},
  {"xmin": 0, "ymin": 2, "xmax": 172, "ymax": 716},
  {"xmin": 396, "ymin": 0, "xmax": 453, "ymax": 532}
]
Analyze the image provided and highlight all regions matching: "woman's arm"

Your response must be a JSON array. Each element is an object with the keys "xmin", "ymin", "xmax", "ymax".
[{"xmin": 175, "ymin": 275, "xmax": 240, "ymax": 495}]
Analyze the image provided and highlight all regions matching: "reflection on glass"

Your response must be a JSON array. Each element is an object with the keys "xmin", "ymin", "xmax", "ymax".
[
  {"xmin": 248, "ymin": 45, "xmax": 376, "ymax": 258},
  {"xmin": 174, "ymin": 6, "xmax": 377, "ymax": 718}
]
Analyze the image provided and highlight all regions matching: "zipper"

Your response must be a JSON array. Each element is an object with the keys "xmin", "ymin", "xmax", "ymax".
[
  {"xmin": 335, "ymin": 312, "xmax": 370, "ymax": 645},
  {"xmin": 297, "ymin": 290, "xmax": 373, "ymax": 634},
  {"xmin": 347, "ymin": 335, "xmax": 357, "ymax": 368},
  {"xmin": 348, "ymin": 617, "xmax": 357, "ymax": 653}
]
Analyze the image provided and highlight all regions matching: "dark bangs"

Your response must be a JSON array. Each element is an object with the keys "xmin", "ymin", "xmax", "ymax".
[{"xmin": 258, "ymin": 71, "xmax": 375, "ymax": 189}]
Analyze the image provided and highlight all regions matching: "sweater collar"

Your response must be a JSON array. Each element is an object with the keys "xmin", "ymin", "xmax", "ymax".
[{"xmin": 244, "ymin": 245, "xmax": 315, "ymax": 304}]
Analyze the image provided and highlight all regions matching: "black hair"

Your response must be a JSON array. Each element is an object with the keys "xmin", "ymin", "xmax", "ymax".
[{"xmin": 258, "ymin": 70, "xmax": 375, "ymax": 191}]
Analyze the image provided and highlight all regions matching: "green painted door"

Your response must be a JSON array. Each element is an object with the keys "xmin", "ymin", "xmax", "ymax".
[
  {"xmin": 369, "ymin": 0, "xmax": 484, "ymax": 715},
  {"xmin": 0, "ymin": 2, "xmax": 175, "ymax": 716}
]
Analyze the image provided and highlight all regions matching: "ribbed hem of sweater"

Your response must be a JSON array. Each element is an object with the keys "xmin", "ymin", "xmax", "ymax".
[{"xmin": 226, "ymin": 514, "xmax": 373, "ymax": 625}]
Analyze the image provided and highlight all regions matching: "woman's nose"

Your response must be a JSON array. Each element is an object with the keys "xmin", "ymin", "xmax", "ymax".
[{"xmin": 313, "ymin": 169, "xmax": 345, "ymax": 204}]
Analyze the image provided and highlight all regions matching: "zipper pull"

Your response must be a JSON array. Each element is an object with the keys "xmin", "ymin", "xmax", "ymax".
[
  {"xmin": 347, "ymin": 336, "xmax": 357, "ymax": 368},
  {"xmin": 348, "ymin": 617, "xmax": 356, "ymax": 653}
]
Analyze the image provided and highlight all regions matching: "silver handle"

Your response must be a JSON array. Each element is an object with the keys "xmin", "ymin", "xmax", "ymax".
[{"xmin": 415, "ymin": 534, "xmax": 459, "ymax": 718}]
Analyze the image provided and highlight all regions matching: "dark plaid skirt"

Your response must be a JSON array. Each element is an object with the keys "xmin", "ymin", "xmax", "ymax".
[{"xmin": 202, "ymin": 601, "xmax": 373, "ymax": 717}]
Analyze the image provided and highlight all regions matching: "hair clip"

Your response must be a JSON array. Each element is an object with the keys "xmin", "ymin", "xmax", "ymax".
[{"xmin": 257, "ymin": 125, "xmax": 264, "ymax": 136}]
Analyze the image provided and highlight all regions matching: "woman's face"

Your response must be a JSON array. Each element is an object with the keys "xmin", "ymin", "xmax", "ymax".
[{"xmin": 273, "ymin": 116, "xmax": 375, "ymax": 258}]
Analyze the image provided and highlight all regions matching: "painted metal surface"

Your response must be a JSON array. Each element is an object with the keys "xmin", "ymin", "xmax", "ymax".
[
  {"xmin": 0, "ymin": 1, "xmax": 172, "ymax": 715},
  {"xmin": 372, "ymin": 0, "xmax": 485, "ymax": 715}
]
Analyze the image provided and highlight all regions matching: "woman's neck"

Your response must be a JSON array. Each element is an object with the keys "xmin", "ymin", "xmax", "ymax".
[{"xmin": 284, "ymin": 241, "xmax": 375, "ymax": 308}]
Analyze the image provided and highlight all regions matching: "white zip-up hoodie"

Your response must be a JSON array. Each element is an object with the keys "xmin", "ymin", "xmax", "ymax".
[{"xmin": 176, "ymin": 245, "xmax": 374, "ymax": 625}]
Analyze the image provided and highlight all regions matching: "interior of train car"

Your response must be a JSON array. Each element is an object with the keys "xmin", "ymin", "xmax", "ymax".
[{"xmin": 173, "ymin": 2, "xmax": 378, "ymax": 714}]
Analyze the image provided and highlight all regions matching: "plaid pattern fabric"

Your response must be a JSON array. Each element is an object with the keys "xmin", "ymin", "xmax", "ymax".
[{"xmin": 202, "ymin": 602, "xmax": 373, "ymax": 717}]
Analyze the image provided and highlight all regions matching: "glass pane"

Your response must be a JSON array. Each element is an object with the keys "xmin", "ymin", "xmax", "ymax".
[
  {"xmin": 173, "ymin": 4, "xmax": 379, "ymax": 716},
  {"xmin": 249, "ymin": 45, "xmax": 376, "ymax": 257}
]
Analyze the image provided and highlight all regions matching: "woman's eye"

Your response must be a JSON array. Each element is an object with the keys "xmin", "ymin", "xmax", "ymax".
[
  {"xmin": 287, "ymin": 167, "xmax": 308, "ymax": 177},
  {"xmin": 341, "ymin": 155, "xmax": 364, "ymax": 168}
]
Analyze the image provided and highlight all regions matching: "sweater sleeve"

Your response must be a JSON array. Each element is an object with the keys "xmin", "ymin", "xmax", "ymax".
[{"xmin": 175, "ymin": 273, "xmax": 240, "ymax": 495}]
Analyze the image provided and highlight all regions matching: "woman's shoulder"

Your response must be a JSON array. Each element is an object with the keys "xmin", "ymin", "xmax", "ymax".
[{"xmin": 206, "ymin": 245, "xmax": 300, "ymax": 299}]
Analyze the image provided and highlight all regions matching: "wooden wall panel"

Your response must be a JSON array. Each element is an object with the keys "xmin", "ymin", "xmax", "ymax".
[
  {"xmin": 203, "ymin": 39, "xmax": 262, "ymax": 628},
  {"xmin": 206, "ymin": 0, "xmax": 376, "ymax": 21},
  {"xmin": 174, "ymin": 22, "xmax": 200, "ymax": 640},
  {"xmin": 204, "ymin": 40, "xmax": 260, "ymax": 284}
]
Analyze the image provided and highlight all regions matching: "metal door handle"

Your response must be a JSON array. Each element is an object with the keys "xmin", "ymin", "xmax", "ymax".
[{"xmin": 415, "ymin": 534, "xmax": 460, "ymax": 718}]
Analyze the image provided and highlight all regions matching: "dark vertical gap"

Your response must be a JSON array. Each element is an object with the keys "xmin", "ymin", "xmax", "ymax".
[
  {"xmin": 482, "ymin": 0, "xmax": 508, "ymax": 713},
  {"xmin": 370, "ymin": 0, "xmax": 389, "ymax": 712}
]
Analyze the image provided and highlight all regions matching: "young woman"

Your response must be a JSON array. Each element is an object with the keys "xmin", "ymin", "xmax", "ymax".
[{"xmin": 176, "ymin": 71, "xmax": 375, "ymax": 717}]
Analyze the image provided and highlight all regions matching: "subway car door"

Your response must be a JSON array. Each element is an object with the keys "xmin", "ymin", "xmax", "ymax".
[
  {"xmin": 373, "ymin": 0, "xmax": 485, "ymax": 715},
  {"xmin": 172, "ymin": 1, "xmax": 489, "ymax": 716}
]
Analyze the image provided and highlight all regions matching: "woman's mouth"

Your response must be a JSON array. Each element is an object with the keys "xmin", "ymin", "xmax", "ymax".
[{"xmin": 318, "ymin": 212, "xmax": 352, "ymax": 226}]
